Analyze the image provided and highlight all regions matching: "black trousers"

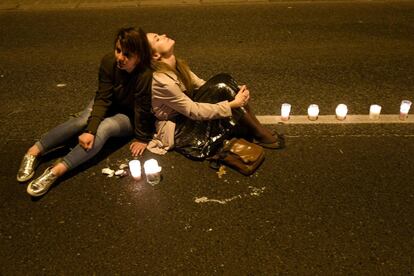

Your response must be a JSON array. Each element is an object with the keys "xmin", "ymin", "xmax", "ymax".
[{"xmin": 174, "ymin": 73, "xmax": 246, "ymax": 160}]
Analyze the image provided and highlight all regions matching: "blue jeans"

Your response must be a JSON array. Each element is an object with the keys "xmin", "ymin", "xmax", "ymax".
[{"xmin": 35, "ymin": 100, "xmax": 133, "ymax": 170}]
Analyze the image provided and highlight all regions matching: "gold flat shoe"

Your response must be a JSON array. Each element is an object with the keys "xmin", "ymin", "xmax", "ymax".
[
  {"xmin": 27, "ymin": 167, "xmax": 58, "ymax": 197},
  {"xmin": 17, "ymin": 154, "xmax": 39, "ymax": 182}
]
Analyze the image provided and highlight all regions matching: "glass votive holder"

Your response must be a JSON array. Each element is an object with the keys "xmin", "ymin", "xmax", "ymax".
[
  {"xmin": 144, "ymin": 159, "xmax": 162, "ymax": 186},
  {"xmin": 129, "ymin": 160, "xmax": 141, "ymax": 180},
  {"xmin": 369, "ymin": 104, "xmax": 382, "ymax": 120},
  {"xmin": 281, "ymin": 103, "xmax": 291, "ymax": 121},
  {"xmin": 307, "ymin": 104, "xmax": 319, "ymax": 121},
  {"xmin": 335, "ymin": 104, "xmax": 348, "ymax": 120},
  {"xmin": 399, "ymin": 100, "xmax": 412, "ymax": 120}
]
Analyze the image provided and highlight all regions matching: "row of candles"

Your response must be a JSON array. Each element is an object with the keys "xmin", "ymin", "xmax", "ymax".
[
  {"xmin": 280, "ymin": 100, "xmax": 412, "ymax": 121},
  {"xmin": 129, "ymin": 159, "xmax": 162, "ymax": 186},
  {"xmin": 126, "ymin": 100, "xmax": 412, "ymax": 183}
]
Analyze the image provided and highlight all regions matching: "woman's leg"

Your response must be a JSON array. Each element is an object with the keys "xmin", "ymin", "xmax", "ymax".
[
  {"xmin": 33, "ymin": 100, "xmax": 94, "ymax": 156},
  {"xmin": 26, "ymin": 113, "xmax": 133, "ymax": 197},
  {"xmin": 240, "ymin": 104, "xmax": 277, "ymax": 144},
  {"xmin": 199, "ymin": 73, "xmax": 281, "ymax": 146},
  {"xmin": 59, "ymin": 113, "xmax": 133, "ymax": 173},
  {"xmin": 17, "ymin": 100, "xmax": 93, "ymax": 182}
]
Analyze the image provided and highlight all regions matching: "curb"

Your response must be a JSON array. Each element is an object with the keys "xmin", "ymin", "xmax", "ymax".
[{"xmin": 257, "ymin": 115, "xmax": 414, "ymax": 125}]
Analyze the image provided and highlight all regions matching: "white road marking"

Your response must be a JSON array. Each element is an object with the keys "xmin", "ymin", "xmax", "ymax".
[{"xmin": 257, "ymin": 115, "xmax": 414, "ymax": 125}]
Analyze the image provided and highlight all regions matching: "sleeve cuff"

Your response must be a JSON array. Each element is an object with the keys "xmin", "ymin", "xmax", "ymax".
[{"xmin": 85, "ymin": 117, "xmax": 101, "ymax": 135}]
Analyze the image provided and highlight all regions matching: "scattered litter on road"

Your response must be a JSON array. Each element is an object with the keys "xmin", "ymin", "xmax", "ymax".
[
  {"xmin": 217, "ymin": 165, "xmax": 227, "ymax": 178},
  {"xmin": 101, "ymin": 167, "xmax": 114, "ymax": 177},
  {"xmin": 194, "ymin": 195, "xmax": 241, "ymax": 205},
  {"xmin": 102, "ymin": 163, "xmax": 131, "ymax": 178},
  {"xmin": 119, "ymin": 163, "xmax": 128, "ymax": 170},
  {"xmin": 195, "ymin": 185, "xmax": 266, "ymax": 205},
  {"xmin": 56, "ymin": 83, "xmax": 67, "ymax": 87},
  {"xmin": 249, "ymin": 186, "xmax": 266, "ymax": 196},
  {"xmin": 114, "ymin": 169, "xmax": 127, "ymax": 177}
]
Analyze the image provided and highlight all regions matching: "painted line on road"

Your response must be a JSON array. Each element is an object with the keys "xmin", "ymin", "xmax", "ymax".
[{"xmin": 257, "ymin": 115, "xmax": 414, "ymax": 125}]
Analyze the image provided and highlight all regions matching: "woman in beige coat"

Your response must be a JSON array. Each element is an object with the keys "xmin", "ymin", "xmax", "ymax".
[{"xmin": 146, "ymin": 32, "xmax": 284, "ymax": 159}]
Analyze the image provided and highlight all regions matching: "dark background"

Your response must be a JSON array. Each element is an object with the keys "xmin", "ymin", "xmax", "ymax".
[{"xmin": 0, "ymin": 2, "xmax": 413, "ymax": 274}]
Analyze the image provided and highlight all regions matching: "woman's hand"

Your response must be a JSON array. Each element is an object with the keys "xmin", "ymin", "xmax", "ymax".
[
  {"xmin": 79, "ymin": 132, "xmax": 95, "ymax": 151},
  {"xmin": 130, "ymin": 140, "xmax": 147, "ymax": 156},
  {"xmin": 229, "ymin": 85, "xmax": 250, "ymax": 109}
]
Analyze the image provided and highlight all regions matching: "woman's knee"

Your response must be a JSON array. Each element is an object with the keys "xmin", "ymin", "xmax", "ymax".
[
  {"xmin": 208, "ymin": 73, "xmax": 234, "ymax": 85},
  {"xmin": 71, "ymin": 115, "xmax": 89, "ymax": 129},
  {"xmin": 96, "ymin": 119, "xmax": 120, "ymax": 139},
  {"xmin": 212, "ymin": 73, "xmax": 239, "ymax": 93},
  {"xmin": 96, "ymin": 114, "xmax": 132, "ymax": 138},
  {"xmin": 70, "ymin": 104, "xmax": 92, "ymax": 128}
]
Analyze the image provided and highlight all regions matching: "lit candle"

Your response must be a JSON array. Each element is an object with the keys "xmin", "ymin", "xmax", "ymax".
[
  {"xmin": 335, "ymin": 104, "xmax": 348, "ymax": 120},
  {"xmin": 399, "ymin": 100, "xmax": 412, "ymax": 120},
  {"xmin": 129, "ymin": 160, "xmax": 141, "ymax": 180},
  {"xmin": 307, "ymin": 104, "xmax": 319, "ymax": 121},
  {"xmin": 369, "ymin": 104, "xmax": 382, "ymax": 120},
  {"xmin": 281, "ymin": 103, "xmax": 291, "ymax": 121},
  {"xmin": 144, "ymin": 159, "xmax": 162, "ymax": 186}
]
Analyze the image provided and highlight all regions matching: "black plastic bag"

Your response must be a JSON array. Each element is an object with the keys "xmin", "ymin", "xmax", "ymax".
[{"xmin": 174, "ymin": 73, "xmax": 245, "ymax": 160}]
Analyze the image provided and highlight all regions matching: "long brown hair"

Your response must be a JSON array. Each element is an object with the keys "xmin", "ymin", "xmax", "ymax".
[
  {"xmin": 115, "ymin": 27, "xmax": 151, "ymax": 69},
  {"xmin": 151, "ymin": 58, "xmax": 194, "ymax": 97}
]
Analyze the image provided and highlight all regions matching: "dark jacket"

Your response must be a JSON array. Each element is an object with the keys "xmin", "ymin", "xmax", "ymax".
[{"xmin": 85, "ymin": 53, "xmax": 155, "ymax": 142}]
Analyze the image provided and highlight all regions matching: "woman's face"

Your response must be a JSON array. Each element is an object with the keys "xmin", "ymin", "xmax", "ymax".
[
  {"xmin": 147, "ymin": 33, "xmax": 175, "ymax": 59},
  {"xmin": 114, "ymin": 40, "xmax": 140, "ymax": 73}
]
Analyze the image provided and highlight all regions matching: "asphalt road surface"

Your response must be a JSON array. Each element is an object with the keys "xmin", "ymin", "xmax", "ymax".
[{"xmin": 0, "ymin": 2, "xmax": 413, "ymax": 274}]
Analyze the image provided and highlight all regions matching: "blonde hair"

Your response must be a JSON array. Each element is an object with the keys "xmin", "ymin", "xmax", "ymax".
[{"xmin": 151, "ymin": 58, "xmax": 194, "ymax": 97}]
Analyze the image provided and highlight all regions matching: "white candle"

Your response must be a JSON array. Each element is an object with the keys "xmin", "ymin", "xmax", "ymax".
[
  {"xmin": 281, "ymin": 103, "xmax": 291, "ymax": 121},
  {"xmin": 307, "ymin": 104, "xmax": 319, "ymax": 121},
  {"xmin": 335, "ymin": 104, "xmax": 348, "ymax": 120},
  {"xmin": 369, "ymin": 104, "xmax": 382, "ymax": 120},
  {"xmin": 399, "ymin": 100, "xmax": 412, "ymax": 120},
  {"xmin": 129, "ymin": 160, "xmax": 141, "ymax": 180},
  {"xmin": 144, "ymin": 159, "xmax": 162, "ymax": 186}
]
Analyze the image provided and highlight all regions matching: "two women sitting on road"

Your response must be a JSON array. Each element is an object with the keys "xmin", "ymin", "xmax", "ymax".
[{"xmin": 17, "ymin": 27, "xmax": 284, "ymax": 197}]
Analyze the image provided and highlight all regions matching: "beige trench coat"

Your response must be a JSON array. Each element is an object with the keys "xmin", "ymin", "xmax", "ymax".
[{"xmin": 147, "ymin": 70, "xmax": 233, "ymax": 154}]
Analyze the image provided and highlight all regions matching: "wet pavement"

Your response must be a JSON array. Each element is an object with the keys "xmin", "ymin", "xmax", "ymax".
[{"xmin": 1, "ymin": 2, "xmax": 413, "ymax": 274}]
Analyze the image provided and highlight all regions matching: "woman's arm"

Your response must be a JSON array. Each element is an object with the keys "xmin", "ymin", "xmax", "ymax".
[
  {"xmin": 130, "ymin": 68, "xmax": 156, "ymax": 156},
  {"xmin": 134, "ymin": 68, "xmax": 156, "ymax": 142},
  {"xmin": 153, "ymin": 72, "xmax": 232, "ymax": 120},
  {"xmin": 78, "ymin": 53, "xmax": 115, "ymax": 151},
  {"xmin": 84, "ymin": 53, "xmax": 115, "ymax": 135},
  {"xmin": 190, "ymin": 71, "xmax": 206, "ymax": 89},
  {"xmin": 229, "ymin": 85, "xmax": 250, "ymax": 109},
  {"xmin": 189, "ymin": 71, "xmax": 249, "ymax": 109}
]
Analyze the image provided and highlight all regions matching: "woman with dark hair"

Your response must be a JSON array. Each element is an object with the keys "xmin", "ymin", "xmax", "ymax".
[
  {"xmin": 17, "ymin": 27, "xmax": 155, "ymax": 197},
  {"xmin": 145, "ymin": 32, "xmax": 284, "ymax": 159}
]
